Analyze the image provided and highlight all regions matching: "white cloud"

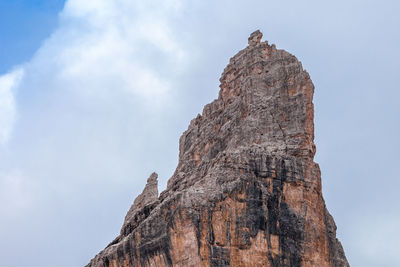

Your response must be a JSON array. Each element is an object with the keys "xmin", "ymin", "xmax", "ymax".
[
  {"xmin": 0, "ymin": 0, "xmax": 191, "ymax": 191},
  {"xmin": 0, "ymin": 68, "xmax": 23, "ymax": 145},
  {"xmin": 49, "ymin": 0, "xmax": 187, "ymax": 102},
  {"xmin": 0, "ymin": 170, "xmax": 32, "ymax": 217},
  {"xmin": 0, "ymin": 0, "xmax": 188, "ymax": 117},
  {"xmin": 0, "ymin": 0, "xmax": 187, "ymax": 146}
]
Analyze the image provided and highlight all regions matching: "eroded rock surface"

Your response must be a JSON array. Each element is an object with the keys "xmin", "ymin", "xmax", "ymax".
[
  {"xmin": 86, "ymin": 30, "xmax": 349, "ymax": 267},
  {"xmin": 121, "ymin": 172, "xmax": 159, "ymax": 235}
]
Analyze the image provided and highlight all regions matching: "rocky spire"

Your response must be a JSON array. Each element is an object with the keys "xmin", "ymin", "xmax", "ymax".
[
  {"xmin": 87, "ymin": 31, "xmax": 348, "ymax": 267},
  {"xmin": 122, "ymin": 172, "xmax": 158, "ymax": 231}
]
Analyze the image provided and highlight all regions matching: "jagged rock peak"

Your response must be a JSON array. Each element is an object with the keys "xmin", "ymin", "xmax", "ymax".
[
  {"xmin": 87, "ymin": 31, "xmax": 349, "ymax": 267},
  {"xmin": 168, "ymin": 30, "xmax": 315, "ymax": 190}
]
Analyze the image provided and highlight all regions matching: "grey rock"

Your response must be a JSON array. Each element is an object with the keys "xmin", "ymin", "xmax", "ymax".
[{"xmin": 86, "ymin": 30, "xmax": 349, "ymax": 267}]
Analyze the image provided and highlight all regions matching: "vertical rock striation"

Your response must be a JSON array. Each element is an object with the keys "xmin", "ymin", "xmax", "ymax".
[{"xmin": 87, "ymin": 31, "xmax": 349, "ymax": 267}]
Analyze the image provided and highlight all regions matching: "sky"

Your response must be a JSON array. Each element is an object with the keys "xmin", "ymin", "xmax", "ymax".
[{"xmin": 0, "ymin": 0, "xmax": 399, "ymax": 266}]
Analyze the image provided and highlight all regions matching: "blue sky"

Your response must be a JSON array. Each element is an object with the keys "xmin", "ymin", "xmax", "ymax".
[
  {"xmin": 0, "ymin": 1, "xmax": 399, "ymax": 267},
  {"xmin": 0, "ymin": 0, "xmax": 65, "ymax": 73}
]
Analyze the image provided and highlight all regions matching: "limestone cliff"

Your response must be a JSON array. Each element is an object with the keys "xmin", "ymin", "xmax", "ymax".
[{"xmin": 86, "ymin": 30, "xmax": 349, "ymax": 267}]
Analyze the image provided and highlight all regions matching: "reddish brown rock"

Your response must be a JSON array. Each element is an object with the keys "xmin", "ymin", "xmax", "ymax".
[{"xmin": 86, "ymin": 30, "xmax": 349, "ymax": 267}]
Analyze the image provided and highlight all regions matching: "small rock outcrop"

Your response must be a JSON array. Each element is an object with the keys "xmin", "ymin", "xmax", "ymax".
[
  {"xmin": 122, "ymin": 172, "xmax": 159, "ymax": 234},
  {"xmin": 87, "ymin": 31, "xmax": 349, "ymax": 267}
]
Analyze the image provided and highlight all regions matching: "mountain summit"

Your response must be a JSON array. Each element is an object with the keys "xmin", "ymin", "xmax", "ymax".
[{"xmin": 87, "ymin": 30, "xmax": 349, "ymax": 267}]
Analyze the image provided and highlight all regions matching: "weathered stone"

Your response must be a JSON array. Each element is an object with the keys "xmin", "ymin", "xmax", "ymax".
[
  {"xmin": 120, "ymin": 172, "xmax": 159, "ymax": 237},
  {"xmin": 86, "ymin": 30, "xmax": 349, "ymax": 267},
  {"xmin": 248, "ymin": 30, "xmax": 263, "ymax": 46}
]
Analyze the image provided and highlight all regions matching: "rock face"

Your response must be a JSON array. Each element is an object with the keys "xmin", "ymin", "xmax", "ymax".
[
  {"xmin": 87, "ymin": 31, "xmax": 349, "ymax": 267},
  {"xmin": 122, "ymin": 172, "xmax": 159, "ymax": 233}
]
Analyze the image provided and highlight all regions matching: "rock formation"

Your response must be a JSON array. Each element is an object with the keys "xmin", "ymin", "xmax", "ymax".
[{"xmin": 86, "ymin": 30, "xmax": 349, "ymax": 267}]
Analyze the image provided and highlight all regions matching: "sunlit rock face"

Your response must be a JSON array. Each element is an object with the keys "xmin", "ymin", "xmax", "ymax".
[{"xmin": 86, "ymin": 31, "xmax": 349, "ymax": 267}]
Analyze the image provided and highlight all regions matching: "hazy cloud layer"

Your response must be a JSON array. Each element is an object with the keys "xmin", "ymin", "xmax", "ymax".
[
  {"xmin": 0, "ymin": 0, "xmax": 399, "ymax": 266},
  {"xmin": 0, "ymin": 68, "xmax": 23, "ymax": 145}
]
